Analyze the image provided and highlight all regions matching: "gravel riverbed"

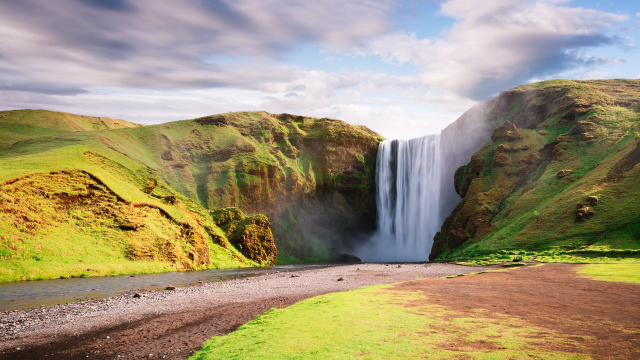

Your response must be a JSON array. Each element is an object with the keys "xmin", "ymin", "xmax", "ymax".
[{"xmin": 0, "ymin": 263, "xmax": 493, "ymax": 359}]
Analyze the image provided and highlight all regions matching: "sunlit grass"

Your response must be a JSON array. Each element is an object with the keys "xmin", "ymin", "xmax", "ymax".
[
  {"xmin": 576, "ymin": 263, "xmax": 640, "ymax": 284},
  {"xmin": 189, "ymin": 284, "xmax": 587, "ymax": 360}
]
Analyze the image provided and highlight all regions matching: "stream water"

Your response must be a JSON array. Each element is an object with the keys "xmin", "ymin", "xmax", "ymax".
[{"xmin": 0, "ymin": 264, "xmax": 333, "ymax": 312}]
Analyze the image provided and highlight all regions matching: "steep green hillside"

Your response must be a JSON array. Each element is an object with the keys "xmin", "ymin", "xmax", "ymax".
[
  {"xmin": 431, "ymin": 79, "xmax": 640, "ymax": 262},
  {"xmin": 0, "ymin": 109, "xmax": 140, "ymax": 149},
  {"xmin": 0, "ymin": 110, "xmax": 382, "ymax": 281},
  {"xmin": 0, "ymin": 141, "xmax": 274, "ymax": 282}
]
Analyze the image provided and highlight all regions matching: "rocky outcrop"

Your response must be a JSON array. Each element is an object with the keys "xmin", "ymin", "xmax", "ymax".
[
  {"xmin": 212, "ymin": 207, "xmax": 277, "ymax": 265},
  {"xmin": 431, "ymin": 79, "xmax": 640, "ymax": 260}
]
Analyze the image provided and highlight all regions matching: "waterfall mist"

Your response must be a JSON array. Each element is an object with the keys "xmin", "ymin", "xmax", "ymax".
[{"xmin": 355, "ymin": 135, "xmax": 442, "ymax": 262}]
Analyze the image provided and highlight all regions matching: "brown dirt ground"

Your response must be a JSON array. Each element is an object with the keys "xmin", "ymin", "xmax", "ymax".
[
  {"xmin": 1, "ymin": 263, "xmax": 638, "ymax": 359},
  {"xmin": 391, "ymin": 263, "xmax": 640, "ymax": 359},
  {"xmin": 1, "ymin": 295, "xmax": 305, "ymax": 360}
]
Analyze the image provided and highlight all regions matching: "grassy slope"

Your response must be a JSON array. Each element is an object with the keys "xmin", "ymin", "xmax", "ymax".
[
  {"xmin": 0, "ymin": 109, "xmax": 140, "ymax": 149},
  {"xmin": 0, "ymin": 115, "xmax": 263, "ymax": 282},
  {"xmin": 433, "ymin": 79, "xmax": 640, "ymax": 263},
  {"xmin": 3, "ymin": 111, "xmax": 383, "ymax": 262}
]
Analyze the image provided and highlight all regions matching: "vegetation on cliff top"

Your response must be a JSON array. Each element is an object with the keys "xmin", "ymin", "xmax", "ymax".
[
  {"xmin": 431, "ymin": 79, "xmax": 640, "ymax": 263},
  {"xmin": 0, "ymin": 109, "xmax": 140, "ymax": 150}
]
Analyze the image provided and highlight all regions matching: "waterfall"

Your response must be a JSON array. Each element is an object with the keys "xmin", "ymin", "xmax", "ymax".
[{"xmin": 357, "ymin": 135, "xmax": 442, "ymax": 262}]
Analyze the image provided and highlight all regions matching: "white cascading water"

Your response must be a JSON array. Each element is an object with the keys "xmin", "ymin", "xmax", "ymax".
[{"xmin": 357, "ymin": 135, "xmax": 442, "ymax": 262}]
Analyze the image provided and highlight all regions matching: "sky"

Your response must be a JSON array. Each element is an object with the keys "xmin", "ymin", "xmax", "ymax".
[{"xmin": 0, "ymin": 0, "xmax": 639, "ymax": 139}]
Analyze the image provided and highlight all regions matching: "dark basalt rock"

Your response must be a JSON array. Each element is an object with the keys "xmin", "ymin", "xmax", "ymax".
[{"xmin": 336, "ymin": 253, "xmax": 361, "ymax": 264}]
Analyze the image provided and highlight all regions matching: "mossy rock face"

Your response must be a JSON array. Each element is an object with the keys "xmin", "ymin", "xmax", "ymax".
[
  {"xmin": 211, "ymin": 207, "xmax": 245, "ymax": 226},
  {"xmin": 151, "ymin": 111, "xmax": 383, "ymax": 261},
  {"xmin": 212, "ymin": 207, "xmax": 277, "ymax": 265},
  {"xmin": 227, "ymin": 214, "xmax": 277, "ymax": 265},
  {"xmin": 432, "ymin": 79, "xmax": 640, "ymax": 261}
]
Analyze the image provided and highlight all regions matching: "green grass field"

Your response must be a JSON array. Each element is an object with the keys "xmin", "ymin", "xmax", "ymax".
[
  {"xmin": 576, "ymin": 263, "xmax": 640, "ymax": 283},
  {"xmin": 189, "ymin": 285, "xmax": 586, "ymax": 360}
]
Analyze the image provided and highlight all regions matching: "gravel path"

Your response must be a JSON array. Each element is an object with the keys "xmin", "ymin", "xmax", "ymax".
[{"xmin": 0, "ymin": 263, "xmax": 492, "ymax": 359}]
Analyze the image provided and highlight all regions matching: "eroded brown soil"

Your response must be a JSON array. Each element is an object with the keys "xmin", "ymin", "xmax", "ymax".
[{"xmin": 391, "ymin": 263, "xmax": 640, "ymax": 359}]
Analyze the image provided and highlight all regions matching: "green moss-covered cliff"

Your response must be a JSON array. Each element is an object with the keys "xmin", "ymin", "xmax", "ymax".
[
  {"xmin": 126, "ymin": 111, "xmax": 383, "ymax": 261},
  {"xmin": 431, "ymin": 79, "xmax": 640, "ymax": 260},
  {"xmin": 0, "ymin": 110, "xmax": 383, "ymax": 272}
]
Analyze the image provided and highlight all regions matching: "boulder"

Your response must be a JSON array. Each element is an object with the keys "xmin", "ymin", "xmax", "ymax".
[
  {"xmin": 493, "ymin": 153, "xmax": 512, "ymax": 167},
  {"xmin": 227, "ymin": 214, "xmax": 277, "ymax": 265},
  {"xmin": 336, "ymin": 253, "xmax": 361, "ymax": 263},
  {"xmin": 575, "ymin": 205, "xmax": 595, "ymax": 223},
  {"xmin": 556, "ymin": 169, "xmax": 574, "ymax": 178}
]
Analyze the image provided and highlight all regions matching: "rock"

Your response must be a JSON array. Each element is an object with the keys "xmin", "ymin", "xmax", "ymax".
[
  {"xmin": 165, "ymin": 286, "xmax": 176, "ymax": 291},
  {"xmin": 569, "ymin": 121, "xmax": 598, "ymax": 141},
  {"xmin": 337, "ymin": 277, "xmax": 344, "ymax": 281},
  {"xmin": 575, "ymin": 205, "xmax": 595, "ymax": 223},
  {"xmin": 336, "ymin": 253, "xmax": 361, "ymax": 263},
  {"xmin": 556, "ymin": 134, "xmax": 573, "ymax": 142},
  {"xmin": 493, "ymin": 153, "xmax": 511, "ymax": 167},
  {"xmin": 163, "ymin": 195, "xmax": 177, "ymax": 205},
  {"xmin": 556, "ymin": 169, "xmax": 574, "ymax": 178},
  {"xmin": 501, "ymin": 262, "xmax": 525, "ymax": 267},
  {"xmin": 133, "ymin": 293, "xmax": 142, "ymax": 298},
  {"xmin": 586, "ymin": 196, "xmax": 598, "ymax": 206},
  {"xmin": 214, "ymin": 208, "xmax": 277, "ymax": 265},
  {"xmin": 290, "ymin": 274, "xmax": 300, "ymax": 278}
]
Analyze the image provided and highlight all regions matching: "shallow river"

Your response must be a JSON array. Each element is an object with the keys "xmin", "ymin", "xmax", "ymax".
[{"xmin": 0, "ymin": 264, "xmax": 334, "ymax": 312}]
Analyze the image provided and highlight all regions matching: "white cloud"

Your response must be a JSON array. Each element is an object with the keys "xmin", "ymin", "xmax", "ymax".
[
  {"xmin": 0, "ymin": 0, "xmax": 393, "ymax": 92},
  {"xmin": 0, "ymin": 0, "xmax": 634, "ymax": 140},
  {"xmin": 364, "ymin": 0, "xmax": 628, "ymax": 99}
]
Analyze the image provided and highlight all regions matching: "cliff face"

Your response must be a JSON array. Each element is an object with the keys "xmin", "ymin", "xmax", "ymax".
[
  {"xmin": 119, "ymin": 112, "xmax": 383, "ymax": 261},
  {"xmin": 431, "ymin": 79, "xmax": 640, "ymax": 260},
  {"xmin": 0, "ymin": 110, "xmax": 383, "ymax": 266}
]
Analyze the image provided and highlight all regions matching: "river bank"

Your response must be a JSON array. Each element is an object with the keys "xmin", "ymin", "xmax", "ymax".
[{"xmin": 0, "ymin": 263, "xmax": 492, "ymax": 359}]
